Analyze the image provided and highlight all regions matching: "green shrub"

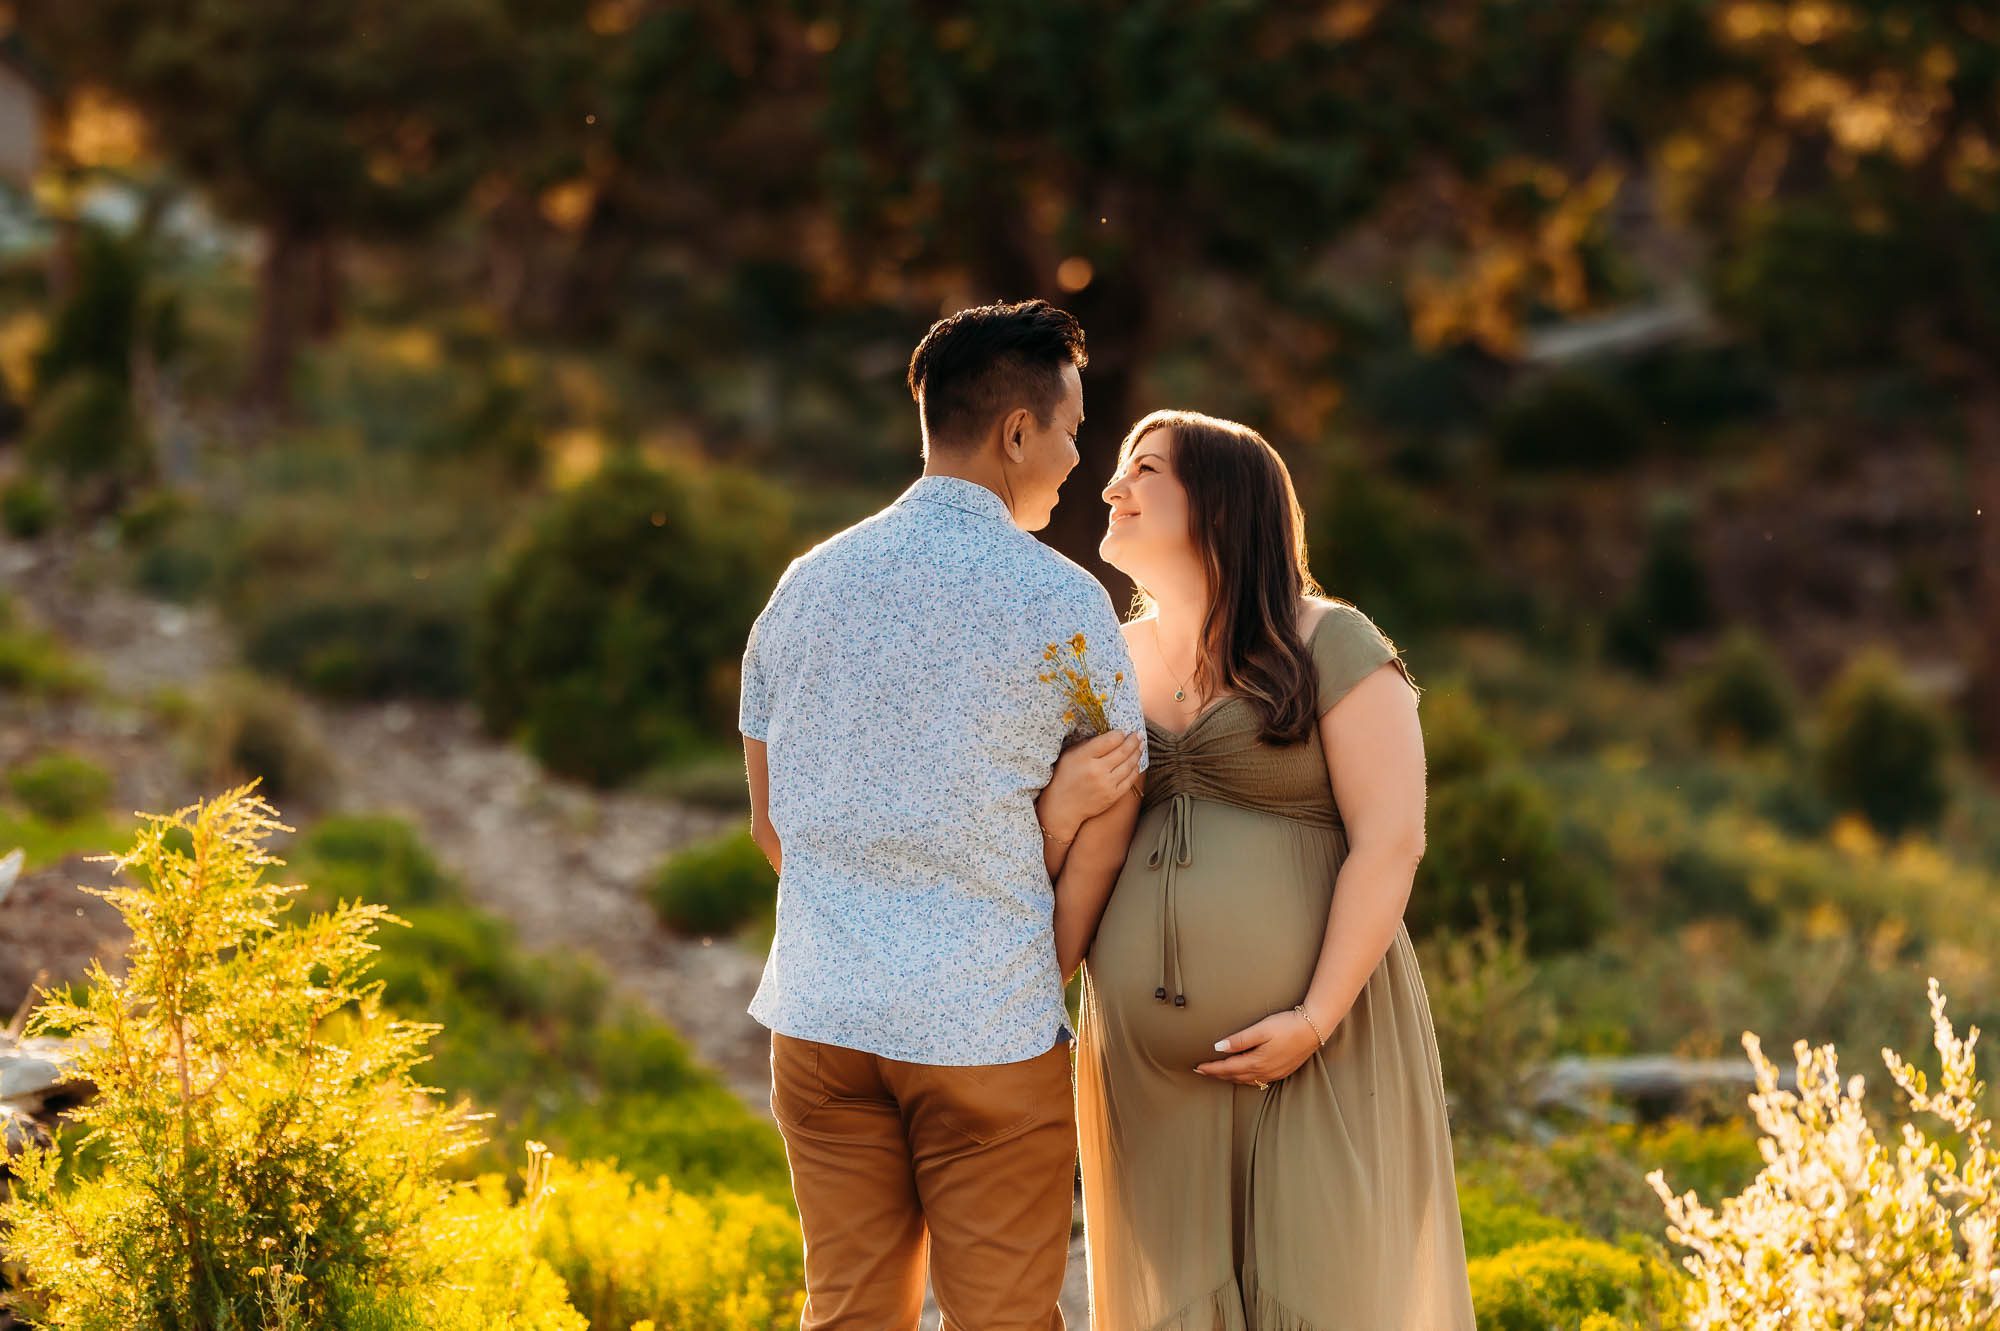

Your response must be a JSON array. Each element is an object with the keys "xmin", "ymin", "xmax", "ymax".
[
  {"xmin": 1468, "ymin": 1237, "xmax": 1684, "ymax": 1330},
  {"xmin": 652, "ymin": 829, "xmax": 777, "ymax": 936},
  {"xmin": 477, "ymin": 455, "xmax": 792, "ymax": 785},
  {"xmin": 535, "ymin": 1158, "xmax": 803, "ymax": 1330},
  {"xmin": 1493, "ymin": 371, "xmax": 1646, "ymax": 471},
  {"xmin": 1457, "ymin": 1184, "xmax": 1580, "ymax": 1259},
  {"xmin": 0, "ymin": 805, "xmax": 130, "ymax": 870},
  {"xmin": 1686, "ymin": 631, "xmax": 1795, "ymax": 750},
  {"xmin": 7, "ymin": 751, "xmax": 112, "ymax": 823},
  {"xmin": 0, "ymin": 786, "xmax": 587, "ymax": 1330},
  {"xmin": 23, "ymin": 370, "xmax": 149, "ymax": 490},
  {"xmin": 297, "ymin": 814, "xmax": 458, "ymax": 910},
  {"xmin": 412, "ymin": 359, "xmax": 546, "ymax": 481},
  {"xmin": 1421, "ymin": 685, "xmax": 1508, "ymax": 785},
  {"xmin": 1816, "ymin": 649, "xmax": 1950, "ymax": 836},
  {"xmin": 0, "ymin": 596, "xmax": 92, "ymax": 697},
  {"xmin": 1422, "ymin": 921, "xmax": 1558, "ymax": 1137},
  {"xmin": 1658, "ymin": 840, "xmax": 1776, "ymax": 934},
  {"xmin": 1462, "ymin": 1120, "xmax": 1765, "ymax": 1247},
  {"xmin": 2, "ymin": 474, "xmax": 55, "ymax": 537},
  {"xmin": 179, "ymin": 672, "xmax": 333, "ymax": 805},
  {"xmin": 1415, "ymin": 769, "xmax": 1609, "ymax": 953},
  {"xmin": 242, "ymin": 586, "xmax": 475, "ymax": 700},
  {"xmin": 36, "ymin": 225, "xmax": 140, "ymax": 389},
  {"xmin": 118, "ymin": 490, "xmax": 216, "ymax": 601},
  {"xmin": 1605, "ymin": 496, "xmax": 1714, "ymax": 672}
]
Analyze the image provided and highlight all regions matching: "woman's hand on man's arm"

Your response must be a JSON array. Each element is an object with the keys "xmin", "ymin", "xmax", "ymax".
[{"xmin": 1037, "ymin": 729, "xmax": 1144, "ymax": 878}]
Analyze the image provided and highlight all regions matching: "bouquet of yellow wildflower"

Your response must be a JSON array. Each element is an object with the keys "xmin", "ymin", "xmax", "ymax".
[{"xmin": 1039, "ymin": 632, "xmax": 1125, "ymax": 736}]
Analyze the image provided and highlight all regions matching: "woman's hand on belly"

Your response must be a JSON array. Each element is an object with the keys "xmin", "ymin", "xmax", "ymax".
[{"xmin": 1193, "ymin": 1008, "xmax": 1325, "ymax": 1086}]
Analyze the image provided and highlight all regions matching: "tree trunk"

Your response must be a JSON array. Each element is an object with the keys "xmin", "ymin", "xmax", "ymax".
[
  {"xmin": 246, "ymin": 220, "xmax": 309, "ymax": 414},
  {"xmin": 1969, "ymin": 386, "xmax": 2000, "ymax": 771},
  {"xmin": 305, "ymin": 234, "xmax": 343, "ymax": 341}
]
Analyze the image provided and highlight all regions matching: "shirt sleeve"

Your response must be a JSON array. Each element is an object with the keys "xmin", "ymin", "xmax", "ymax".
[{"xmin": 738, "ymin": 565, "xmax": 797, "ymax": 742}]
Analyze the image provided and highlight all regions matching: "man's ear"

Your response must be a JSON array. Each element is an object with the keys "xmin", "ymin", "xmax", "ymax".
[{"xmin": 1000, "ymin": 407, "xmax": 1033, "ymax": 460}]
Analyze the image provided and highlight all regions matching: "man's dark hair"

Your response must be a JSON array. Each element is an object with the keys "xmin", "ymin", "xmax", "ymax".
[{"xmin": 906, "ymin": 299, "xmax": 1087, "ymax": 449}]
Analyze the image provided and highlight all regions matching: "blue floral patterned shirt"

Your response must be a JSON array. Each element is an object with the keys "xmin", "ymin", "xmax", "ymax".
[{"xmin": 739, "ymin": 474, "xmax": 1147, "ymax": 1066}]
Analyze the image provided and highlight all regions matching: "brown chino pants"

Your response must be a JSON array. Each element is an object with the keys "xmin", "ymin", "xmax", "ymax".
[{"xmin": 770, "ymin": 1031, "xmax": 1077, "ymax": 1331}]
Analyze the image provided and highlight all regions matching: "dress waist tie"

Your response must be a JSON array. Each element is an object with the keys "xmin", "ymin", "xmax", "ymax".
[{"xmin": 1147, "ymin": 791, "xmax": 1195, "ymax": 1006}]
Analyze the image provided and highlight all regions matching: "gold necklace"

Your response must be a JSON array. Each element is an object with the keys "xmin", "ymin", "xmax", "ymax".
[{"xmin": 1153, "ymin": 621, "xmax": 1198, "ymax": 704}]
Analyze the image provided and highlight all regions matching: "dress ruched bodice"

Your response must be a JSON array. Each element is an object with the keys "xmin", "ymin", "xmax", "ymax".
[{"xmin": 1141, "ymin": 700, "xmax": 1341, "ymax": 830}]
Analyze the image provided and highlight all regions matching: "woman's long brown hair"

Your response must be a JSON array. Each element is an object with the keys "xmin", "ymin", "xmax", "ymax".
[{"xmin": 1118, "ymin": 409, "xmax": 1327, "ymax": 746}]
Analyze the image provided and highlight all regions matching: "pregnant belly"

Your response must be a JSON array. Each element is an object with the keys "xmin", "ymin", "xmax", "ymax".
[{"xmin": 1085, "ymin": 801, "xmax": 1338, "ymax": 1073}]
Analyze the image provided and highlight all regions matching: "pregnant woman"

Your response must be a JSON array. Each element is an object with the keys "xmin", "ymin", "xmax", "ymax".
[{"xmin": 1036, "ymin": 410, "xmax": 1475, "ymax": 1330}]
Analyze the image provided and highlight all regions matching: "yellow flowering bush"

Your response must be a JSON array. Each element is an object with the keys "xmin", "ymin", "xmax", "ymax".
[
  {"xmin": 0, "ymin": 786, "xmax": 585, "ymax": 1330},
  {"xmin": 1468, "ymin": 1235, "xmax": 1685, "ymax": 1329},
  {"xmin": 533, "ymin": 1158, "xmax": 804, "ymax": 1329},
  {"xmin": 1650, "ymin": 979, "xmax": 2000, "ymax": 1327}
]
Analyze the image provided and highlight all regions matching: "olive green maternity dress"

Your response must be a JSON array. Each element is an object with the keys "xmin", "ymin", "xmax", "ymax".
[{"xmin": 1076, "ymin": 602, "xmax": 1476, "ymax": 1331}]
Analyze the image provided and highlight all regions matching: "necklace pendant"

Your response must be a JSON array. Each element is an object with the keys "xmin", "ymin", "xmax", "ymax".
[{"xmin": 1174, "ymin": 688, "xmax": 1186, "ymax": 702}]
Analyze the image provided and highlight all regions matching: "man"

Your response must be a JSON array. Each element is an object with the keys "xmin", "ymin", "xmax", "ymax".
[{"xmin": 739, "ymin": 299, "xmax": 1145, "ymax": 1328}]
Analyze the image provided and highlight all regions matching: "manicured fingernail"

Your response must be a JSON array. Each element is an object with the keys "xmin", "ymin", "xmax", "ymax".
[{"xmin": 1213, "ymin": 1040, "xmax": 1230, "ymax": 1052}]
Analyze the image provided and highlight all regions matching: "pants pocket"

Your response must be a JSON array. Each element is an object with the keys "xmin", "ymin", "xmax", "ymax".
[{"xmin": 770, "ymin": 1033, "xmax": 829, "ymax": 1127}]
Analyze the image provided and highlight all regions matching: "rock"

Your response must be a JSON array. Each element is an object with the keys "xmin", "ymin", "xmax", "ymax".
[
  {"xmin": 0, "ymin": 1101, "xmax": 47, "ymax": 1157},
  {"xmin": 1529, "ymin": 1054, "xmax": 1794, "ymax": 1120},
  {"xmin": 0, "ymin": 1035, "xmax": 92, "ymax": 1114}
]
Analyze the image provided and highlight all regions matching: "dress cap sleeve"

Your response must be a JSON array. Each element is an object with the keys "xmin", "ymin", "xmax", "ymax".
[{"xmin": 1309, "ymin": 600, "xmax": 1419, "ymax": 716}]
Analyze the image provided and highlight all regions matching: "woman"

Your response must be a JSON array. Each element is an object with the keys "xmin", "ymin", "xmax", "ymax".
[{"xmin": 1035, "ymin": 410, "xmax": 1475, "ymax": 1330}]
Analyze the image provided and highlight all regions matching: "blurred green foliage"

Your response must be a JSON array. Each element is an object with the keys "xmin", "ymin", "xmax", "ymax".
[
  {"xmin": 1494, "ymin": 372, "xmax": 1647, "ymax": 472},
  {"xmin": 289, "ymin": 815, "xmax": 790, "ymax": 1196},
  {"xmin": 1816, "ymin": 650, "xmax": 1951, "ymax": 837},
  {"xmin": 1416, "ymin": 768, "xmax": 1610, "ymax": 954},
  {"xmin": 1468, "ymin": 1237, "xmax": 1684, "ymax": 1330},
  {"xmin": 167, "ymin": 673, "xmax": 333, "ymax": 807},
  {"xmin": 1, "ymin": 474, "xmax": 56, "ymax": 538},
  {"xmin": 1605, "ymin": 496, "xmax": 1714, "ymax": 674},
  {"xmin": 6, "ymin": 751, "xmax": 112, "ymax": 823},
  {"xmin": 1685, "ymin": 632, "xmax": 1796, "ymax": 752},
  {"xmin": 476, "ymin": 456, "xmax": 792, "ymax": 785},
  {"xmin": 651, "ymin": 830, "xmax": 778, "ymax": 938},
  {"xmin": 0, "ymin": 594, "xmax": 92, "ymax": 698}
]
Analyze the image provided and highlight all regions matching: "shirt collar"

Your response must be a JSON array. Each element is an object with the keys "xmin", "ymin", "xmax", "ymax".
[{"xmin": 897, "ymin": 475, "xmax": 1017, "ymax": 526}]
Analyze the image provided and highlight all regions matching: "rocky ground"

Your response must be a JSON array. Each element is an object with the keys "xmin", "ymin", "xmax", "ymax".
[{"xmin": 0, "ymin": 531, "xmax": 1091, "ymax": 1323}]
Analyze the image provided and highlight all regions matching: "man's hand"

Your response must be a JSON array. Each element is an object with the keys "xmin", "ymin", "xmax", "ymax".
[{"xmin": 1038, "ymin": 729, "xmax": 1143, "ymax": 842}]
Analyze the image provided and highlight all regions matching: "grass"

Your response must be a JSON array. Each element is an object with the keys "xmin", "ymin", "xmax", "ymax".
[{"xmin": 286, "ymin": 813, "xmax": 791, "ymax": 1198}]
